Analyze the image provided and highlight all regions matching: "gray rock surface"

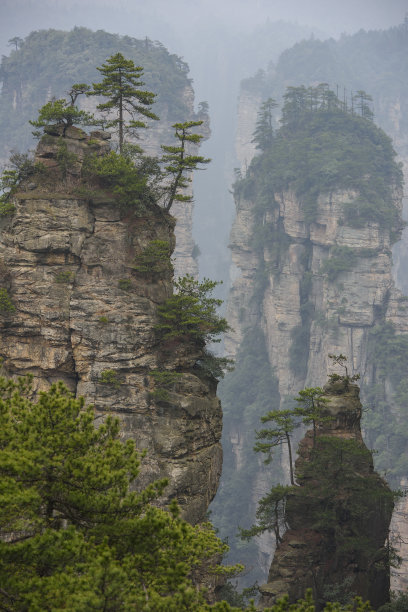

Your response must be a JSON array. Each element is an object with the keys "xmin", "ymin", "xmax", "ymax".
[{"xmin": 0, "ymin": 129, "xmax": 222, "ymax": 525}]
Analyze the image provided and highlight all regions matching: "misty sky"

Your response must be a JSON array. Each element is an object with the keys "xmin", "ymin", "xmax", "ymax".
[{"xmin": 1, "ymin": 0, "xmax": 407, "ymax": 60}]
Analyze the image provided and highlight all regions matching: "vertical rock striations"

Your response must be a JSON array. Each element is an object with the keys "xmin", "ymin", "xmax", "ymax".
[
  {"xmin": 0, "ymin": 128, "xmax": 222, "ymax": 525},
  {"xmin": 259, "ymin": 380, "xmax": 393, "ymax": 609},
  {"xmin": 214, "ymin": 90, "xmax": 407, "ymax": 588},
  {"xmin": 0, "ymin": 29, "xmax": 208, "ymax": 280}
]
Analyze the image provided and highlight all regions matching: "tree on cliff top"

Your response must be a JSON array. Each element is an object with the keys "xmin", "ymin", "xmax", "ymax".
[
  {"xmin": 0, "ymin": 375, "xmax": 239, "ymax": 611},
  {"xmin": 29, "ymin": 84, "xmax": 95, "ymax": 137},
  {"xmin": 88, "ymin": 53, "xmax": 159, "ymax": 154}
]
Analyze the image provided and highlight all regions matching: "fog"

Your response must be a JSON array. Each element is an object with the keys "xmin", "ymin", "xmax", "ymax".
[
  {"xmin": 1, "ymin": 0, "xmax": 407, "ymax": 284},
  {"xmin": 1, "ymin": 0, "xmax": 407, "ymax": 56}
]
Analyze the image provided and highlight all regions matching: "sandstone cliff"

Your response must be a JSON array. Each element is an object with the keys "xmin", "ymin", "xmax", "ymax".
[
  {"xmin": 0, "ymin": 29, "xmax": 206, "ymax": 280},
  {"xmin": 212, "ymin": 94, "xmax": 408, "ymax": 590},
  {"xmin": 259, "ymin": 380, "xmax": 393, "ymax": 609},
  {"xmin": 0, "ymin": 127, "xmax": 222, "ymax": 525}
]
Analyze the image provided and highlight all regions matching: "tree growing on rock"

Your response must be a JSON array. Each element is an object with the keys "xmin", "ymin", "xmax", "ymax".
[
  {"xmin": 88, "ymin": 53, "xmax": 159, "ymax": 154},
  {"xmin": 254, "ymin": 408, "xmax": 297, "ymax": 485},
  {"xmin": 161, "ymin": 120, "xmax": 210, "ymax": 212},
  {"xmin": 0, "ymin": 375, "xmax": 239, "ymax": 611},
  {"xmin": 30, "ymin": 85, "xmax": 95, "ymax": 137}
]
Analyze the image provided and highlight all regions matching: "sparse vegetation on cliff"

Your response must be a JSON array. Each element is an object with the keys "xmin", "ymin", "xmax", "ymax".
[{"xmin": 156, "ymin": 274, "xmax": 229, "ymax": 346}]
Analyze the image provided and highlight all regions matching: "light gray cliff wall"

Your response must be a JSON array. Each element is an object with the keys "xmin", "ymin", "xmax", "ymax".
[{"xmin": 0, "ymin": 127, "xmax": 222, "ymax": 525}]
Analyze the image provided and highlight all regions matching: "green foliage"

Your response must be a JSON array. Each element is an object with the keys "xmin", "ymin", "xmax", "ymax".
[
  {"xmin": 0, "ymin": 376, "xmax": 239, "ymax": 611},
  {"xmin": 54, "ymin": 269, "xmax": 74, "ymax": 284},
  {"xmin": 149, "ymin": 370, "xmax": 182, "ymax": 403},
  {"xmin": 320, "ymin": 247, "xmax": 380, "ymax": 282},
  {"xmin": 240, "ymin": 483, "xmax": 291, "ymax": 545},
  {"xmin": 294, "ymin": 386, "xmax": 331, "ymax": 446},
  {"xmin": 252, "ymin": 98, "xmax": 278, "ymax": 151},
  {"xmin": 235, "ymin": 86, "xmax": 402, "ymax": 230},
  {"xmin": 88, "ymin": 53, "xmax": 158, "ymax": 153},
  {"xmin": 327, "ymin": 354, "xmax": 360, "ymax": 385},
  {"xmin": 322, "ymin": 576, "xmax": 355, "ymax": 607},
  {"xmin": 195, "ymin": 352, "xmax": 235, "ymax": 381},
  {"xmin": 262, "ymin": 589, "xmax": 374, "ymax": 611},
  {"xmin": 0, "ymin": 198, "xmax": 15, "ymax": 216},
  {"xmin": 294, "ymin": 436, "xmax": 395, "ymax": 544},
  {"xmin": 118, "ymin": 277, "xmax": 132, "ymax": 291},
  {"xmin": 133, "ymin": 240, "xmax": 173, "ymax": 277},
  {"xmin": 156, "ymin": 274, "xmax": 229, "ymax": 346},
  {"xmin": 0, "ymin": 28, "xmax": 193, "ymax": 157},
  {"xmin": 0, "ymin": 287, "xmax": 15, "ymax": 312},
  {"xmin": 84, "ymin": 150, "xmax": 160, "ymax": 211},
  {"xmin": 161, "ymin": 120, "xmax": 211, "ymax": 212},
  {"xmin": 29, "ymin": 97, "xmax": 95, "ymax": 137},
  {"xmin": 98, "ymin": 369, "xmax": 121, "ymax": 388},
  {"xmin": 0, "ymin": 151, "xmax": 43, "ymax": 214},
  {"xmin": 377, "ymin": 591, "xmax": 408, "ymax": 612},
  {"xmin": 98, "ymin": 315, "xmax": 109, "ymax": 324},
  {"xmin": 320, "ymin": 246, "xmax": 358, "ymax": 281},
  {"xmin": 254, "ymin": 409, "xmax": 297, "ymax": 484}
]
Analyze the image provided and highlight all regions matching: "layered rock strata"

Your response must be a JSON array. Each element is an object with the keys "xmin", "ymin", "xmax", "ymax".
[
  {"xmin": 0, "ymin": 127, "xmax": 222, "ymax": 525},
  {"xmin": 222, "ymin": 143, "xmax": 407, "ymax": 588},
  {"xmin": 259, "ymin": 380, "xmax": 393, "ymax": 609}
]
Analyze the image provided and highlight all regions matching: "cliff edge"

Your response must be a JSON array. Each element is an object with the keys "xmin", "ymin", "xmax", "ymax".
[
  {"xmin": 0, "ymin": 127, "xmax": 222, "ymax": 525},
  {"xmin": 259, "ymin": 380, "xmax": 393, "ymax": 610}
]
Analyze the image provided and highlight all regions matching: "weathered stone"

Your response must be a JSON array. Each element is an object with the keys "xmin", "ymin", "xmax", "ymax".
[
  {"xmin": 259, "ymin": 383, "xmax": 393, "ymax": 610},
  {"xmin": 0, "ymin": 132, "xmax": 222, "ymax": 526}
]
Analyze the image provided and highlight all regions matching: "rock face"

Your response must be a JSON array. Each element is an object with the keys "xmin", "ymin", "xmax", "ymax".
[
  {"xmin": 226, "ymin": 185, "xmax": 403, "ymax": 394},
  {"xmin": 0, "ymin": 128, "xmax": 222, "ymax": 525},
  {"xmin": 224, "ymin": 182, "xmax": 406, "ymax": 582},
  {"xmin": 80, "ymin": 84, "xmax": 207, "ymax": 281},
  {"xmin": 215, "ymin": 92, "xmax": 408, "ymax": 591},
  {"xmin": 259, "ymin": 380, "xmax": 393, "ymax": 610}
]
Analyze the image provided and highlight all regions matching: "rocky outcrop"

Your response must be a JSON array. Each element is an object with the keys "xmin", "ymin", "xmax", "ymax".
[
  {"xmin": 81, "ymin": 84, "xmax": 207, "ymax": 281},
  {"xmin": 217, "ymin": 94, "xmax": 408, "ymax": 590},
  {"xmin": 259, "ymin": 380, "xmax": 393, "ymax": 610},
  {"xmin": 0, "ymin": 127, "xmax": 222, "ymax": 525},
  {"xmin": 226, "ymin": 184, "xmax": 403, "ymax": 394}
]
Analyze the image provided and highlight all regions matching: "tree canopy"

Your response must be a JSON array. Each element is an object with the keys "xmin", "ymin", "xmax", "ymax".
[
  {"xmin": 88, "ymin": 52, "xmax": 159, "ymax": 153},
  {"xmin": 0, "ymin": 376, "xmax": 236, "ymax": 611}
]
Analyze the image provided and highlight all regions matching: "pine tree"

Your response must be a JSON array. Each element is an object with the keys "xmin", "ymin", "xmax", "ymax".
[
  {"xmin": 0, "ymin": 375, "xmax": 237, "ymax": 611},
  {"xmin": 294, "ymin": 386, "xmax": 331, "ymax": 446},
  {"xmin": 252, "ymin": 98, "xmax": 278, "ymax": 151},
  {"xmin": 254, "ymin": 409, "xmax": 297, "ymax": 485},
  {"xmin": 161, "ymin": 120, "xmax": 210, "ymax": 212},
  {"xmin": 89, "ymin": 53, "xmax": 159, "ymax": 153}
]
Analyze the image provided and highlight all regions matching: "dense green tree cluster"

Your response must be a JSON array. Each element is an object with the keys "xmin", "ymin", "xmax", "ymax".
[
  {"xmin": 156, "ymin": 274, "xmax": 229, "ymax": 346},
  {"xmin": 0, "ymin": 374, "xmax": 377, "ymax": 611},
  {"xmin": 0, "ymin": 376, "xmax": 241, "ymax": 611},
  {"xmin": 235, "ymin": 85, "xmax": 402, "ymax": 229}
]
